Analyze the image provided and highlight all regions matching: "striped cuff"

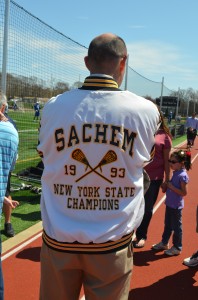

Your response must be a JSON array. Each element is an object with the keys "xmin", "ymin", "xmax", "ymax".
[{"xmin": 42, "ymin": 230, "xmax": 133, "ymax": 254}]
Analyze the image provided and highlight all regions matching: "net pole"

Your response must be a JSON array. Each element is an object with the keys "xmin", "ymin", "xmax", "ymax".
[
  {"xmin": 124, "ymin": 55, "xmax": 129, "ymax": 90},
  {"xmin": 193, "ymin": 96, "xmax": 196, "ymax": 112},
  {"xmin": 186, "ymin": 99, "xmax": 189, "ymax": 118},
  {"xmin": 1, "ymin": 0, "xmax": 10, "ymax": 98},
  {"xmin": 159, "ymin": 76, "xmax": 164, "ymax": 111},
  {"xmin": 176, "ymin": 87, "xmax": 180, "ymax": 117}
]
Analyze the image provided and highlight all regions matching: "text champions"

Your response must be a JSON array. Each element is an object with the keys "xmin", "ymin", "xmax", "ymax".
[{"xmin": 54, "ymin": 184, "xmax": 135, "ymax": 211}]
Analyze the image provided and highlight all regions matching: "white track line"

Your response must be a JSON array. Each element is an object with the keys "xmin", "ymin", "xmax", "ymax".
[
  {"xmin": 1, "ymin": 232, "xmax": 42, "ymax": 261},
  {"xmin": 153, "ymin": 195, "xmax": 166, "ymax": 214}
]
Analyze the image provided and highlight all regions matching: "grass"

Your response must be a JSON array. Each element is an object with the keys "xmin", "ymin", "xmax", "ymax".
[
  {"xmin": 1, "ymin": 108, "xmax": 42, "ymax": 242},
  {"xmin": 172, "ymin": 135, "xmax": 186, "ymax": 147},
  {"xmin": 8, "ymin": 108, "xmax": 41, "ymax": 174},
  {"xmin": 1, "ymin": 189, "xmax": 41, "ymax": 242}
]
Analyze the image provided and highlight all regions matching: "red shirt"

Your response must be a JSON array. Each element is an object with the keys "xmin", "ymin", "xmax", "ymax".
[{"xmin": 145, "ymin": 129, "xmax": 172, "ymax": 180}]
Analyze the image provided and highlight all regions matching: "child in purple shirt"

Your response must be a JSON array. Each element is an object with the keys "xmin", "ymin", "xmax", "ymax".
[{"xmin": 152, "ymin": 150, "xmax": 191, "ymax": 256}]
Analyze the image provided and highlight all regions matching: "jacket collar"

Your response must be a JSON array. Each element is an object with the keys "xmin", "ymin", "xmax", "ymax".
[{"xmin": 80, "ymin": 75, "xmax": 120, "ymax": 90}]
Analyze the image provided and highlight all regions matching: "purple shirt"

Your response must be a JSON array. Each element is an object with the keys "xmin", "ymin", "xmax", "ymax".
[{"xmin": 165, "ymin": 169, "xmax": 189, "ymax": 209}]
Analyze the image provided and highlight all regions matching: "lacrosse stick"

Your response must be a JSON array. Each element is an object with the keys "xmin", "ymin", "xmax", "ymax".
[
  {"xmin": 72, "ymin": 149, "xmax": 117, "ymax": 183},
  {"xmin": 72, "ymin": 149, "xmax": 113, "ymax": 183}
]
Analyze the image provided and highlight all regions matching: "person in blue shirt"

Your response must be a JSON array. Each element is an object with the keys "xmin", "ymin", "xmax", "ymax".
[
  {"xmin": 1, "ymin": 102, "xmax": 19, "ymax": 237},
  {"xmin": 168, "ymin": 111, "xmax": 173, "ymax": 124},
  {"xmin": 0, "ymin": 96, "xmax": 19, "ymax": 300},
  {"xmin": 33, "ymin": 101, "xmax": 40, "ymax": 121},
  {"xmin": 185, "ymin": 112, "xmax": 198, "ymax": 147}
]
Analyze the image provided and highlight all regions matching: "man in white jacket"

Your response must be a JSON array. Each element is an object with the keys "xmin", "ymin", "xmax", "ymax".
[{"xmin": 38, "ymin": 32, "xmax": 160, "ymax": 300}]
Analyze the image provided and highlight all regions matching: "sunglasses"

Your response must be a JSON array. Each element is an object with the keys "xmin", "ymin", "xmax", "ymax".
[{"xmin": 168, "ymin": 159, "xmax": 179, "ymax": 164}]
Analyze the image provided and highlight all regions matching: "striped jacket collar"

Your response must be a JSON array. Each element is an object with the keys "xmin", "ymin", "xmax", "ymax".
[{"xmin": 80, "ymin": 75, "xmax": 120, "ymax": 90}]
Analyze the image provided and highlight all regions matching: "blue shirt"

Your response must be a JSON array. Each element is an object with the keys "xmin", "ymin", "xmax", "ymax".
[
  {"xmin": 186, "ymin": 117, "xmax": 198, "ymax": 130},
  {"xmin": 0, "ymin": 121, "xmax": 19, "ymax": 212},
  {"xmin": 165, "ymin": 168, "xmax": 189, "ymax": 209},
  {"xmin": 34, "ymin": 103, "xmax": 40, "ymax": 111}
]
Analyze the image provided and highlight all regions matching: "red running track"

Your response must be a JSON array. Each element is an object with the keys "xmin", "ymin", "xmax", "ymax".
[{"xmin": 2, "ymin": 141, "xmax": 198, "ymax": 300}]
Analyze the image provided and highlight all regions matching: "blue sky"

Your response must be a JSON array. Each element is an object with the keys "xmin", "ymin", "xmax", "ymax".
[{"xmin": 13, "ymin": 0, "xmax": 198, "ymax": 91}]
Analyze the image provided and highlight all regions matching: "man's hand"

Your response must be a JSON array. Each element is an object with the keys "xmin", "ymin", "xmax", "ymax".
[
  {"xmin": 3, "ymin": 196, "xmax": 19, "ymax": 208},
  {"xmin": 0, "ymin": 111, "xmax": 8, "ymax": 121}
]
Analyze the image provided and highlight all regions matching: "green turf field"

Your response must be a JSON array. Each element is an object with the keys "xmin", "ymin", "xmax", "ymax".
[
  {"xmin": 1, "ymin": 190, "xmax": 41, "ymax": 242},
  {"xmin": 8, "ymin": 108, "xmax": 41, "ymax": 176},
  {"xmin": 1, "ymin": 108, "xmax": 42, "ymax": 242}
]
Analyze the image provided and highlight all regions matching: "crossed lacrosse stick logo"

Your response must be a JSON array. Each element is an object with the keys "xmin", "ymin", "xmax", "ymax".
[{"xmin": 72, "ymin": 149, "xmax": 117, "ymax": 184}]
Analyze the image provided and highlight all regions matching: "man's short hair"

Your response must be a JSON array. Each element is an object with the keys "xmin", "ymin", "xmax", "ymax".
[{"xmin": 88, "ymin": 35, "xmax": 127, "ymax": 63}]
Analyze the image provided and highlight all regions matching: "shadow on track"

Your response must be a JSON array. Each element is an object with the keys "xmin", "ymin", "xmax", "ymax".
[
  {"xmin": 16, "ymin": 246, "xmax": 41, "ymax": 262},
  {"xmin": 129, "ymin": 267, "xmax": 198, "ymax": 300},
  {"xmin": 133, "ymin": 249, "xmax": 171, "ymax": 267}
]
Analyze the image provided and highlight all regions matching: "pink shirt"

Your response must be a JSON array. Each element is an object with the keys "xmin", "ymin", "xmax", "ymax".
[{"xmin": 145, "ymin": 129, "xmax": 172, "ymax": 180}]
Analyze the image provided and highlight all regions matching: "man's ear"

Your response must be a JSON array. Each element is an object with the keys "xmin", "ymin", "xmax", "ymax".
[
  {"xmin": 0, "ymin": 104, "xmax": 5, "ymax": 113},
  {"xmin": 120, "ymin": 55, "xmax": 127, "ymax": 72},
  {"xmin": 84, "ymin": 56, "xmax": 90, "ymax": 71}
]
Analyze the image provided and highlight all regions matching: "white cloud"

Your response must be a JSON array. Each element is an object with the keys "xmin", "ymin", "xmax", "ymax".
[
  {"xmin": 126, "ymin": 40, "xmax": 198, "ymax": 89},
  {"xmin": 7, "ymin": 24, "xmax": 198, "ymax": 90},
  {"xmin": 8, "ymin": 26, "xmax": 88, "ymax": 83},
  {"xmin": 127, "ymin": 41, "xmax": 181, "ymax": 74}
]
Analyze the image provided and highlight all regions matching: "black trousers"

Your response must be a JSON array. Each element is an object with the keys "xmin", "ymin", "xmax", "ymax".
[
  {"xmin": 187, "ymin": 128, "xmax": 197, "ymax": 145},
  {"xmin": 136, "ymin": 179, "xmax": 163, "ymax": 240}
]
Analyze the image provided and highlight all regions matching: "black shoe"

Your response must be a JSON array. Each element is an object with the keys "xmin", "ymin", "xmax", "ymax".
[{"xmin": 4, "ymin": 223, "xmax": 15, "ymax": 237}]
